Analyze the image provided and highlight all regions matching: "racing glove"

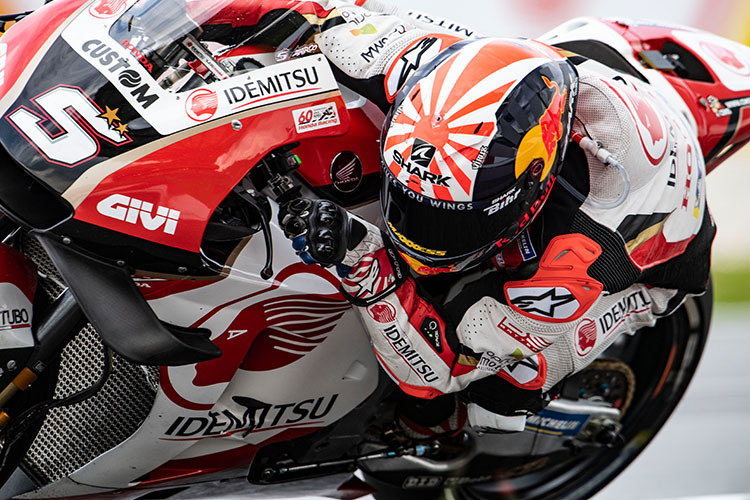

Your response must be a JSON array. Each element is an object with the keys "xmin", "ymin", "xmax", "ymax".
[{"xmin": 279, "ymin": 198, "xmax": 371, "ymax": 274}]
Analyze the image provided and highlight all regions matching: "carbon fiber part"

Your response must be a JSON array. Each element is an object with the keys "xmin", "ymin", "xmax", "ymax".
[{"xmin": 19, "ymin": 235, "xmax": 159, "ymax": 485}]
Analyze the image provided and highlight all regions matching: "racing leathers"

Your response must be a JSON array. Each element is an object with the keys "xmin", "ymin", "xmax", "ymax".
[{"xmin": 239, "ymin": 0, "xmax": 714, "ymax": 429}]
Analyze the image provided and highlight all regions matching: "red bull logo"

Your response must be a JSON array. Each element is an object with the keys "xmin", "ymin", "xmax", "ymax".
[
  {"xmin": 515, "ymin": 75, "xmax": 567, "ymax": 181},
  {"xmin": 89, "ymin": 0, "xmax": 127, "ymax": 19},
  {"xmin": 185, "ymin": 89, "xmax": 218, "ymax": 122}
]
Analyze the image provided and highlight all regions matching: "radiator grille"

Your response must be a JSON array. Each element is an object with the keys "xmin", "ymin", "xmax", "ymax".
[{"xmin": 20, "ymin": 235, "xmax": 159, "ymax": 484}]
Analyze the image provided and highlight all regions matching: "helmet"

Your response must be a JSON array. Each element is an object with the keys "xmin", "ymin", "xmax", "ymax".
[{"xmin": 380, "ymin": 38, "xmax": 578, "ymax": 275}]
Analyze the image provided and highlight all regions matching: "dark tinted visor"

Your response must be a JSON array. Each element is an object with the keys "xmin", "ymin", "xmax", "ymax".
[{"xmin": 381, "ymin": 172, "xmax": 525, "ymax": 267}]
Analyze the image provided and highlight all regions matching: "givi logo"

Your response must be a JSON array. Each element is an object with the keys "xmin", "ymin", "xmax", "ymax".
[{"xmin": 97, "ymin": 194, "xmax": 180, "ymax": 235}]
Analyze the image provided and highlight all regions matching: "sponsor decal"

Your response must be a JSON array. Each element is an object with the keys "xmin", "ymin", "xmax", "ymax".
[
  {"xmin": 368, "ymin": 301, "xmax": 397, "ymax": 323},
  {"xmin": 185, "ymin": 88, "xmax": 218, "ymax": 122},
  {"xmin": 509, "ymin": 173, "xmax": 556, "ymax": 243},
  {"xmin": 472, "ymin": 144, "xmax": 488, "ymax": 169},
  {"xmin": 403, "ymin": 476, "xmax": 443, "ymax": 489},
  {"xmin": 121, "ymin": 39, "xmax": 154, "ymax": 73},
  {"xmin": 350, "ymin": 24, "xmax": 378, "ymax": 36},
  {"xmin": 407, "ymin": 13, "xmax": 475, "ymax": 37},
  {"xmin": 222, "ymin": 66, "xmax": 321, "ymax": 109},
  {"xmin": 81, "ymin": 39, "xmax": 160, "ymax": 109},
  {"xmin": 7, "ymin": 86, "xmax": 131, "ymax": 167},
  {"xmin": 390, "ymin": 37, "xmax": 440, "ymax": 97},
  {"xmin": 393, "ymin": 150, "xmax": 451, "ymax": 187},
  {"xmin": 419, "ymin": 316, "xmax": 442, "ymax": 352},
  {"xmin": 361, "ymin": 24, "xmax": 407, "ymax": 63},
  {"xmin": 506, "ymin": 286, "xmax": 580, "ymax": 320},
  {"xmin": 603, "ymin": 78, "xmax": 666, "ymax": 167},
  {"xmin": 340, "ymin": 8, "xmax": 372, "ymax": 26},
  {"xmin": 516, "ymin": 76, "xmax": 567, "ymax": 181},
  {"xmin": 525, "ymin": 409, "xmax": 589, "ymax": 436},
  {"xmin": 275, "ymin": 43, "xmax": 320, "ymax": 62},
  {"xmin": 483, "ymin": 186, "xmax": 521, "ymax": 216},
  {"xmin": 382, "ymin": 324, "xmax": 439, "ymax": 383},
  {"xmin": 97, "ymin": 194, "xmax": 180, "ymax": 235},
  {"xmin": 403, "ymin": 475, "xmax": 494, "ymax": 490},
  {"xmin": 410, "ymin": 138, "xmax": 437, "ymax": 169},
  {"xmin": 574, "ymin": 318, "xmax": 597, "ymax": 356},
  {"xmin": 503, "ymin": 355, "xmax": 545, "ymax": 387},
  {"xmin": 88, "ymin": 0, "xmax": 127, "ymax": 19},
  {"xmin": 700, "ymin": 41, "xmax": 750, "ymax": 76},
  {"xmin": 387, "ymin": 221, "xmax": 446, "ymax": 257},
  {"xmin": 330, "ymin": 151, "xmax": 363, "ymax": 193},
  {"xmin": 597, "ymin": 289, "xmax": 652, "ymax": 336},
  {"xmin": 496, "ymin": 317, "xmax": 550, "ymax": 353},
  {"xmin": 294, "ymin": 102, "xmax": 340, "ymax": 133},
  {"xmin": 163, "ymin": 394, "xmax": 338, "ymax": 439},
  {"xmin": 0, "ymin": 308, "xmax": 30, "ymax": 330},
  {"xmin": 518, "ymin": 231, "xmax": 537, "ymax": 260},
  {"xmin": 476, "ymin": 350, "xmax": 513, "ymax": 373}
]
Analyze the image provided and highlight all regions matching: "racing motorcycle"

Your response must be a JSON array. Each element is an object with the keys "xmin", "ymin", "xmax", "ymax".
[{"xmin": 0, "ymin": 1, "xmax": 746, "ymax": 499}]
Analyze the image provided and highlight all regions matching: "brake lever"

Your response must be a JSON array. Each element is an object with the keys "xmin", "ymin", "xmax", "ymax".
[{"xmin": 232, "ymin": 186, "xmax": 274, "ymax": 280}]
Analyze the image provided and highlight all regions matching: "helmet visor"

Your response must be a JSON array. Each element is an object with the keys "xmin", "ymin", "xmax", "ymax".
[{"xmin": 381, "ymin": 171, "xmax": 527, "ymax": 270}]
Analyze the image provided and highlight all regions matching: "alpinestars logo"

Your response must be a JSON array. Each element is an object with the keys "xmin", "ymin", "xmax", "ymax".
[
  {"xmin": 507, "ymin": 287, "xmax": 579, "ymax": 319},
  {"xmin": 97, "ymin": 194, "xmax": 180, "ymax": 235},
  {"xmin": 410, "ymin": 138, "xmax": 437, "ymax": 169}
]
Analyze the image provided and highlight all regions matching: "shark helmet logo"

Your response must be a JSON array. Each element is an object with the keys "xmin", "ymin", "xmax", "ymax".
[
  {"xmin": 410, "ymin": 138, "xmax": 438, "ymax": 169},
  {"xmin": 89, "ymin": 0, "xmax": 127, "ymax": 19},
  {"xmin": 186, "ymin": 89, "xmax": 218, "ymax": 122}
]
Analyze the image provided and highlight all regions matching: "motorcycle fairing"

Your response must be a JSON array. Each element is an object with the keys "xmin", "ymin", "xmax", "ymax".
[
  {"xmin": 0, "ymin": 0, "xmax": 351, "ymax": 257},
  {"xmin": 0, "ymin": 243, "xmax": 37, "ymax": 388},
  {"xmin": 29, "ymin": 218, "xmax": 380, "ymax": 491}
]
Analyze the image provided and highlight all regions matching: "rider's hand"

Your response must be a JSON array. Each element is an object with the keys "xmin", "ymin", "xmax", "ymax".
[{"xmin": 279, "ymin": 198, "xmax": 367, "ymax": 270}]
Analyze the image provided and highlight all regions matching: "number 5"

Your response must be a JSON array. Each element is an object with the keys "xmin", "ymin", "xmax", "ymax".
[{"xmin": 7, "ymin": 85, "xmax": 131, "ymax": 167}]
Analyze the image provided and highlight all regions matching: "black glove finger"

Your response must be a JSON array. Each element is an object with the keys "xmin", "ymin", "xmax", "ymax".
[
  {"xmin": 286, "ymin": 198, "xmax": 313, "ymax": 216},
  {"xmin": 282, "ymin": 215, "xmax": 308, "ymax": 239}
]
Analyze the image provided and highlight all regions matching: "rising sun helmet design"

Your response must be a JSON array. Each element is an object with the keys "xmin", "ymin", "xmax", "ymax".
[{"xmin": 380, "ymin": 37, "xmax": 578, "ymax": 275}]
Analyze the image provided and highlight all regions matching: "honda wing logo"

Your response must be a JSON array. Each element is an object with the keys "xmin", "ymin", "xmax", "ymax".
[{"xmin": 97, "ymin": 194, "xmax": 180, "ymax": 234}]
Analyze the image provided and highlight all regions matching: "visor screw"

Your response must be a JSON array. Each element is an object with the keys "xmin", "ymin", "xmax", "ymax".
[
  {"xmin": 62, "ymin": 237, "xmax": 72, "ymax": 245},
  {"xmin": 231, "ymin": 120, "xmax": 243, "ymax": 131},
  {"xmin": 178, "ymin": 266, "xmax": 188, "ymax": 274},
  {"xmin": 6, "ymin": 360, "xmax": 16, "ymax": 372},
  {"xmin": 116, "ymin": 260, "xmax": 126, "ymax": 267}
]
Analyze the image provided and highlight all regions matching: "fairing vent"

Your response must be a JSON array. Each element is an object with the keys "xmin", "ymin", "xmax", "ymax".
[{"xmin": 19, "ymin": 235, "xmax": 160, "ymax": 485}]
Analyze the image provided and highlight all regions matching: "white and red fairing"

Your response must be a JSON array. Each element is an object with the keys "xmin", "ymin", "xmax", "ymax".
[
  {"xmin": 0, "ymin": 0, "xmax": 381, "ymax": 497},
  {"xmin": 539, "ymin": 17, "xmax": 750, "ymax": 172},
  {"xmin": 24, "ymin": 213, "xmax": 380, "ymax": 498}
]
